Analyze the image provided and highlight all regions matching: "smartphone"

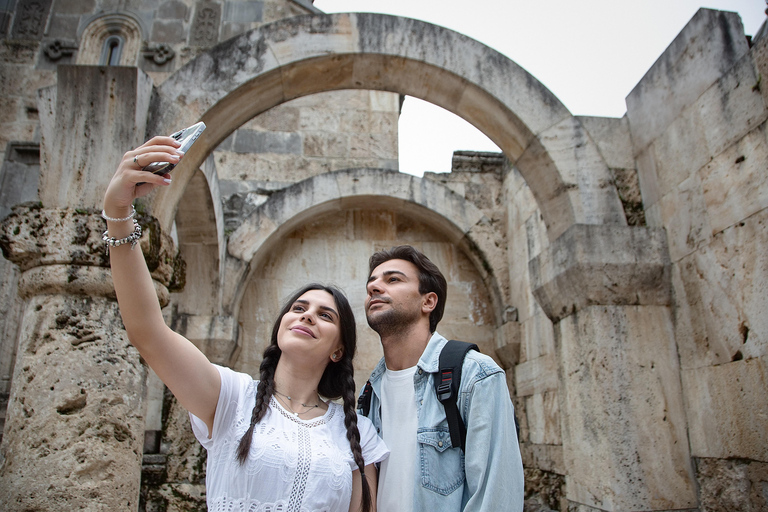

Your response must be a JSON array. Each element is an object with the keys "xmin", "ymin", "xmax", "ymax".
[{"xmin": 143, "ymin": 122, "xmax": 206, "ymax": 175}]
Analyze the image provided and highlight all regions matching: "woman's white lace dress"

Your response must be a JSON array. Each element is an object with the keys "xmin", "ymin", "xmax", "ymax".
[{"xmin": 190, "ymin": 365, "xmax": 389, "ymax": 512}]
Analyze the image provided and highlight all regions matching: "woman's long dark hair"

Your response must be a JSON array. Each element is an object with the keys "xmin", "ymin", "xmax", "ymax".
[{"xmin": 235, "ymin": 284, "xmax": 372, "ymax": 512}]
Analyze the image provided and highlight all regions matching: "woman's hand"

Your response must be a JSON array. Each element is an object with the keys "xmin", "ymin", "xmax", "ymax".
[{"xmin": 103, "ymin": 136, "xmax": 183, "ymax": 217}]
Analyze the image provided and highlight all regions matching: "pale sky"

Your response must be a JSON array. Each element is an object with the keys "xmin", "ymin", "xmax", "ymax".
[{"xmin": 312, "ymin": 0, "xmax": 766, "ymax": 175}]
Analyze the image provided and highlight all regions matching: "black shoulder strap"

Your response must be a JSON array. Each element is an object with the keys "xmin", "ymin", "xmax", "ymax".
[
  {"xmin": 357, "ymin": 380, "xmax": 373, "ymax": 416},
  {"xmin": 435, "ymin": 340, "xmax": 479, "ymax": 452}
]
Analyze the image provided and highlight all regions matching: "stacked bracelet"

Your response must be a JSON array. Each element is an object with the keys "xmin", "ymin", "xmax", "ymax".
[
  {"xmin": 102, "ymin": 219, "xmax": 142, "ymax": 255},
  {"xmin": 101, "ymin": 205, "xmax": 136, "ymax": 223}
]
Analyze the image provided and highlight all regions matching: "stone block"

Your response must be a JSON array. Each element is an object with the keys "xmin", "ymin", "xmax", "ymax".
[
  {"xmin": 251, "ymin": 104, "xmax": 300, "ymax": 132},
  {"xmin": 369, "ymin": 90, "xmax": 399, "ymax": 112},
  {"xmin": 39, "ymin": 66, "xmax": 154, "ymax": 210},
  {"xmin": 683, "ymin": 357, "xmax": 768, "ymax": 461},
  {"xmin": 520, "ymin": 311, "xmax": 555, "ymax": 363},
  {"xmin": 558, "ymin": 306, "xmax": 695, "ymax": 510},
  {"xmin": 698, "ymin": 52, "xmax": 767, "ymax": 160},
  {"xmin": 298, "ymin": 107, "xmax": 341, "ymax": 132},
  {"xmin": 234, "ymin": 129, "xmax": 302, "ymax": 155},
  {"xmin": 627, "ymin": 9, "xmax": 749, "ymax": 152},
  {"xmin": 658, "ymin": 172, "xmax": 712, "ymax": 262},
  {"xmin": 699, "ymin": 122, "xmax": 768, "ymax": 235},
  {"xmin": 696, "ymin": 457, "xmax": 768, "ymax": 512},
  {"xmin": 11, "ymin": 0, "xmax": 52, "ymax": 40},
  {"xmin": 223, "ymin": 1, "xmax": 263, "ymax": 23},
  {"xmin": 521, "ymin": 117, "xmax": 627, "ymax": 233},
  {"xmin": 151, "ymin": 19, "xmax": 185, "ymax": 44},
  {"xmin": 525, "ymin": 390, "xmax": 561, "ymax": 445},
  {"xmin": 303, "ymin": 133, "xmax": 347, "ymax": 158},
  {"xmin": 46, "ymin": 13, "xmax": 79, "ymax": 39},
  {"xmin": 494, "ymin": 321, "xmax": 520, "ymax": 369},
  {"xmin": 0, "ymin": 142, "xmax": 40, "ymax": 220},
  {"xmin": 634, "ymin": 146, "xmax": 661, "ymax": 210},
  {"xmin": 673, "ymin": 208, "xmax": 768, "ymax": 370},
  {"xmin": 577, "ymin": 115, "xmax": 634, "ymax": 170},
  {"xmin": 52, "ymin": 0, "xmax": 95, "ymax": 14},
  {"xmin": 648, "ymin": 103, "xmax": 711, "ymax": 199},
  {"xmin": 529, "ymin": 224, "xmax": 671, "ymax": 322},
  {"xmin": 520, "ymin": 442, "xmax": 565, "ymax": 475},
  {"xmin": 158, "ymin": 0, "xmax": 189, "ymax": 19},
  {"xmin": 516, "ymin": 353, "xmax": 557, "ymax": 397},
  {"xmin": 189, "ymin": 2, "xmax": 221, "ymax": 46}
]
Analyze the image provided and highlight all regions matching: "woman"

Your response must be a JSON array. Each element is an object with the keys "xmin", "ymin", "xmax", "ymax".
[{"xmin": 103, "ymin": 135, "xmax": 387, "ymax": 512}]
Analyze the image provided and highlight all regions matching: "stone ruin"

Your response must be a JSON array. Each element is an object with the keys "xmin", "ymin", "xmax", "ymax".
[{"xmin": 0, "ymin": 1, "xmax": 766, "ymax": 510}]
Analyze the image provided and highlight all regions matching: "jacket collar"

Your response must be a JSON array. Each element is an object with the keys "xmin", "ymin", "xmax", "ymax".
[
  {"xmin": 417, "ymin": 331, "xmax": 448, "ymax": 373},
  {"xmin": 369, "ymin": 331, "xmax": 448, "ymax": 382}
]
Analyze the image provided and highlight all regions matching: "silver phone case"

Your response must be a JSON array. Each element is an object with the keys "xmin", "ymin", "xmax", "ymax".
[{"xmin": 143, "ymin": 122, "xmax": 206, "ymax": 175}]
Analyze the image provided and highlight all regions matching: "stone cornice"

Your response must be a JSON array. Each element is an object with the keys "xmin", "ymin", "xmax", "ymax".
[{"xmin": 529, "ymin": 224, "xmax": 672, "ymax": 322}]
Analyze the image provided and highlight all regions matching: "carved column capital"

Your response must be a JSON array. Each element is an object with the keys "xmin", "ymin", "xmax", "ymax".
[
  {"xmin": 528, "ymin": 224, "xmax": 671, "ymax": 322},
  {"xmin": 0, "ymin": 206, "xmax": 178, "ymax": 304}
]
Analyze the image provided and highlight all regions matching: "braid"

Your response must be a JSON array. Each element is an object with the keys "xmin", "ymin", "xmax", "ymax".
[
  {"xmin": 236, "ymin": 343, "xmax": 280, "ymax": 465},
  {"xmin": 339, "ymin": 358, "xmax": 372, "ymax": 512}
]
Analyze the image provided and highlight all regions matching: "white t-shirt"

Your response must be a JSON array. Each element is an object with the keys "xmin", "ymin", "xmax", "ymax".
[
  {"xmin": 377, "ymin": 366, "xmax": 418, "ymax": 512},
  {"xmin": 190, "ymin": 365, "xmax": 389, "ymax": 512}
]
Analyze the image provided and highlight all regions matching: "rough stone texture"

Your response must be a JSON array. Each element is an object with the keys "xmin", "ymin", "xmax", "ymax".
[
  {"xmin": 626, "ymin": 9, "xmax": 750, "ymax": 153},
  {"xmin": 557, "ymin": 306, "xmax": 696, "ymax": 511},
  {"xmin": 0, "ymin": 294, "xmax": 146, "ymax": 510},
  {"xmin": 0, "ymin": 3, "xmax": 767, "ymax": 511},
  {"xmin": 672, "ymin": 207, "xmax": 768, "ymax": 370},
  {"xmin": 695, "ymin": 457, "xmax": 768, "ymax": 512},
  {"xmin": 529, "ymin": 224, "xmax": 672, "ymax": 322},
  {"xmin": 683, "ymin": 357, "xmax": 768, "ymax": 462},
  {"xmin": 38, "ymin": 66, "xmax": 154, "ymax": 209}
]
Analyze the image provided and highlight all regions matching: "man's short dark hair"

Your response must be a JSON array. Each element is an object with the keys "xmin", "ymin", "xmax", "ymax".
[{"xmin": 368, "ymin": 245, "xmax": 447, "ymax": 333}]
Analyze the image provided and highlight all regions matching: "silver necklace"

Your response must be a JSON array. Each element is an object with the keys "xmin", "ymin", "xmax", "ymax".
[{"xmin": 274, "ymin": 389, "xmax": 320, "ymax": 417}]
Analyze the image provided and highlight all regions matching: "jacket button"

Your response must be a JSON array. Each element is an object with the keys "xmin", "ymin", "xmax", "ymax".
[
  {"xmin": 438, "ymin": 441, "xmax": 443, "ymax": 447},
  {"xmin": 418, "ymin": 368, "xmax": 423, "ymax": 375}
]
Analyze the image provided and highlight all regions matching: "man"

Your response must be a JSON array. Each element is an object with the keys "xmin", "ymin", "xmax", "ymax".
[{"xmin": 360, "ymin": 245, "xmax": 524, "ymax": 512}]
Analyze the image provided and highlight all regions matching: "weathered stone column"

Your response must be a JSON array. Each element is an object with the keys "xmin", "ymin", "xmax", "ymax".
[
  {"xmin": 0, "ymin": 66, "xmax": 162, "ymax": 510},
  {"xmin": 529, "ymin": 224, "xmax": 697, "ymax": 511}
]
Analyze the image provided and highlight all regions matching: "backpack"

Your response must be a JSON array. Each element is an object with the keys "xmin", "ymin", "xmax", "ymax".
[{"xmin": 357, "ymin": 340, "xmax": 478, "ymax": 452}]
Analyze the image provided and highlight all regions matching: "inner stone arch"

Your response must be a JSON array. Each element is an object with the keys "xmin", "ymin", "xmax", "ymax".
[{"xmin": 233, "ymin": 206, "xmax": 498, "ymax": 385}]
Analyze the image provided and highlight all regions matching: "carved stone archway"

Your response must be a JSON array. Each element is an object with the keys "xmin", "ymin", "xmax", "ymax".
[{"xmin": 144, "ymin": 13, "xmax": 626, "ymax": 240}]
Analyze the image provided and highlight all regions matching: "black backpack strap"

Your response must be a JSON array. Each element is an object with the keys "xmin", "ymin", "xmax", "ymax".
[
  {"xmin": 435, "ymin": 340, "xmax": 478, "ymax": 452},
  {"xmin": 357, "ymin": 380, "xmax": 373, "ymax": 416}
]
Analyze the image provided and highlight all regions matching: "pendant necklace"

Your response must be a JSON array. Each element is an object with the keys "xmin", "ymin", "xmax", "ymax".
[{"xmin": 274, "ymin": 389, "xmax": 320, "ymax": 417}]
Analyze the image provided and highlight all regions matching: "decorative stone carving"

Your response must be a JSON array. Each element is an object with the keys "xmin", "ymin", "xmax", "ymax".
[
  {"xmin": 43, "ymin": 39, "xmax": 78, "ymax": 61},
  {"xmin": 11, "ymin": 0, "xmax": 52, "ymax": 40},
  {"xmin": 142, "ymin": 42, "xmax": 175, "ymax": 65},
  {"xmin": 190, "ymin": 3, "xmax": 221, "ymax": 46}
]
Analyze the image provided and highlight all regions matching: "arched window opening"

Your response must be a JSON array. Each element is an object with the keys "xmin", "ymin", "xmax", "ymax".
[{"xmin": 100, "ymin": 35, "xmax": 124, "ymax": 65}]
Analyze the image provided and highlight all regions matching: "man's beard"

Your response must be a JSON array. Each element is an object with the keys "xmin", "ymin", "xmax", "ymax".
[{"xmin": 366, "ymin": 303, "xmax": 420, "ymax": 337}]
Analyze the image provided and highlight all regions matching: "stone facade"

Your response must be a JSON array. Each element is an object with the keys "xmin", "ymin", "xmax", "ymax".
[{"xmin": 0, "ymin": 2, "xmax": 765, "ymax": 511}]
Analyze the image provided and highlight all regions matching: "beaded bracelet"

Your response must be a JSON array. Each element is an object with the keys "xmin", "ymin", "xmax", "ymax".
[
  {"xmin": 101, "ymin": 205, "xmax": 136, "ymax": 223},
  {"xmin": 102, "ymin": 219, "xmax": 142, "ymax": 255}
]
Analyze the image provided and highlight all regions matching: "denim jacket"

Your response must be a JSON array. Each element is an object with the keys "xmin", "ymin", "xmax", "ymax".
[{"xmin": 359, "ymin": 332, "xmax": 524, "ymax": 512}]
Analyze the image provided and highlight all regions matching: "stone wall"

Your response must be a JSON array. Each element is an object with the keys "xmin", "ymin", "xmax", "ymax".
[
  {"xmin": 627, "ymin": 8, "xmax": 768, "ymax": 510},
  {"xmin": 0, "ymin": 2, "xmax": 766, "ymax": 511}
]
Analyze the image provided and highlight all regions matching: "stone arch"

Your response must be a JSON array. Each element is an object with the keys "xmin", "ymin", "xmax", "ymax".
[
  {"xmin": 223, "ymin": 168, "xmax": 507, "ymax": 329},
  {"xmin": 76, "ymin": 11, "xmax": 146, "ymax": 66},
  {"xmin": 146, "ymin": 12, "xmax": 626, "ymax": 240}
]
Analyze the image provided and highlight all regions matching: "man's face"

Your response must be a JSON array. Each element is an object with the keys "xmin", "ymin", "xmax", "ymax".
[{"xmin": 365, "ymin": 259, "xmax": 424, "ymax": 334}]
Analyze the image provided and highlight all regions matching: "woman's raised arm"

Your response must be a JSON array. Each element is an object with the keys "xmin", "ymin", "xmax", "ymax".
[{"xmin": 104, "ymin": 136, "xmax": 220, "ymax": 433}]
